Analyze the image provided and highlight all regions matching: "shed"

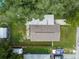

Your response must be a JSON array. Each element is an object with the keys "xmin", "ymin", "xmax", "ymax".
[{"xmin": 0, "ymin": 27, "xmax": 8, "ymax": 39}]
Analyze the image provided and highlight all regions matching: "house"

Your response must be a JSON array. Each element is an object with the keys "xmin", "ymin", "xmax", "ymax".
[
  {"xmin": 13, "ymin": 47, "xmax": 23, "ymax": 54},
  {"xmin": 26, "ymin": 15, "xmax": 59, "ymax": 41},
  {"xmin": 24, "ymin": 54, "xmax": 50, "ymax": 59},
  {"xmin": 26, "ymin": 15, "xmax": 68, "ymax": 41},
  {"xmin": 0, "ymin": 27, "xmax": 8, "ymax": 39},
  {"xmin": 63, "ymin": 54, "xmax": 76, "ymax": 59},
  {"xmin": 23, "ymin": 54, "xmax": 76, "ymax": 59}
]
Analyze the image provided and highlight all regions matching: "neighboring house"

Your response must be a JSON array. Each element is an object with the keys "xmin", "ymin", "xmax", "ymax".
[
  {"xmin": 0, "ymin": 27, "xmax": 8, "ymax": 39},
  {"xmin": 26, "ymin": 15, "xmax": 67, "ymax": 41},
  {"xmin": 24, "ymin": 54, "xmax": 50, "ymax": 59},
  {"xmin": 23, "ymin": 54, "xmax": 76, "ymax": 59},
  {"xmin": 64, "ymin": 54, "xmax": 76, "ymax": 59},
  {"xmin": 13, "ymin": 47, "xmax": 23, "ymax": 54}
]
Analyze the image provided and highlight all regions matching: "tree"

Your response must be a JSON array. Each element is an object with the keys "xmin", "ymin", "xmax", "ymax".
[
  {"xmin": 0, "ymin": 41, "xmax": 11, "ymax": 59},
  {"xmin": 2, "ymin": 0, "xmax": 79, "ymax": 20}
]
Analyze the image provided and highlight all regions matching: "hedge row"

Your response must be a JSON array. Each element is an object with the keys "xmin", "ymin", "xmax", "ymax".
[{"xmin": 23, "ymin": 47, "xmax": 52, "ymax": 54}]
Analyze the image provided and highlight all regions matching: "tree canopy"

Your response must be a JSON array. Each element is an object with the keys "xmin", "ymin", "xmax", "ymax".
[{"xmin": 0, "ymin": 0, "xmax": 79, "ymax": 21}]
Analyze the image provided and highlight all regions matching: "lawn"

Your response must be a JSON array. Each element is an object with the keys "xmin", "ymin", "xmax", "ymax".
[
  {"xmin": 10, "ymin": 22, "xmax": 26, "ymax": 43},
  {"xmin": 53, "ymin": 25, "xmax": 76, "ymax": 49},
  {"xmin": 11, "ymin": 22, "xmax": 52, "ymax": 47}
]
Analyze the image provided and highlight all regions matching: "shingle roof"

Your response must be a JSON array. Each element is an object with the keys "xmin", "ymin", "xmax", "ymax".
[
  {"xmin": 30, "ymin": 25, "xmax": 60, "ymax": 33},
  {"xmin": 29, "ymin": 25, "xmax": 60, "ymax": 41}
]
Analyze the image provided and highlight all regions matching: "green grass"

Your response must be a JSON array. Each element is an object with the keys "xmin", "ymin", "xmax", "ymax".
[
  {"xmin": 10, "ymin": 22, "xmax": 26, "ymax": 43},
  {"xmin": 12, "ymin": 40, "xmax": 52, "ymax": 47},
  {"xmin": 11, "ymin": 22, "xmax": 52, "ymax": 47},
  {"xmin": 53, "ymin": 25, "xmax": 76, "ymax": 49}
]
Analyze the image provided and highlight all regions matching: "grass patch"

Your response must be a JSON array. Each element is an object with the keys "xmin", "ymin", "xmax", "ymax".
[
  {"xmin": 12, "ymin": 41, "xmax": 52, "ymax": 47},
  {"xmin": 10, "ymin": 22, "xmax": 26, "ymax": 43},
  {"xmin": 53, "ymin": 25, "xmax": 76, "ymax": 49}
]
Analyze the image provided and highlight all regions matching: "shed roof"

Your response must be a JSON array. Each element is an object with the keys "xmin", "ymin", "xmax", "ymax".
[{"xmin": 0, "ymin": 27, "xmax": 8, "ymax": 39}]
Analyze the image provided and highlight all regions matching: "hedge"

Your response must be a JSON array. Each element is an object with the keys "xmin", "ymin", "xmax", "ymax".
[{"xmin": 23, "ymin": 47, "xmax": 51, "ymax": 54}]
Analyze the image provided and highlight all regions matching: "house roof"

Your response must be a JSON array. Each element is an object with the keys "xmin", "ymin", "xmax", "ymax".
[
  {"xmin": 29, "ymin": 25, "xmax": 60, "ymax": 41},
  {"xmin": 64, "ymin": 54, "xmax": 76, "ymax": 59},
  {"xmin": 30, "ymin": 25, "xmax": 60, "ymax": 33},
  {"xmin": 24, "ymin": 54, "xmax": 76, "ymax": 59},
  {"xmin": 24, "ymin": 54, "xmax": 50, "ymax": 59}
]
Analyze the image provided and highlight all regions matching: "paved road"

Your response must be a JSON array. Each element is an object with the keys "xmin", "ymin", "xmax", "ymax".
[{"xmin": 76, "ymin": 27, "xmax": 79, "ymax": 59}]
